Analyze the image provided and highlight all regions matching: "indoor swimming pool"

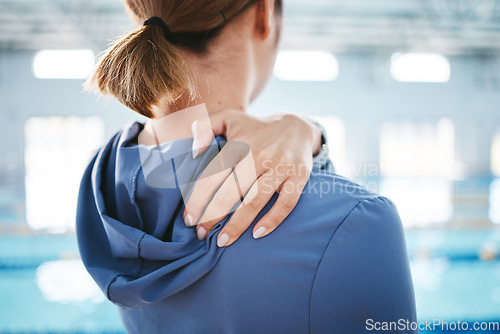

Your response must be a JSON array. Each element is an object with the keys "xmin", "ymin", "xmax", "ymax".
[
  {"xmin": 1, "ymin": 0, "xmax": 499, "ymax": 332},
  {"xmin": 1, "ymin": 230, "xmax": 500, "ymax": 333}
]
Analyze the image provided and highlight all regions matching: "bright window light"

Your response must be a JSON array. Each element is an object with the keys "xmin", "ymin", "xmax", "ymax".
[
  {"xmin": 33, "ymin": 49, "xmax": 95, "ymax": 79},
  {"xmin": 274, "ymin": 51, "xmax": 339, "ymax": 81},
  {"xmin": 25, "ymin": 116, "xmax": 104, "ymax": 232},
  {"xmin": 36, "ymin": 260, "xmax": 105, "ymax": 303},
  {"xmin": 380, "ymin": 178, "xmax": 453, "ymax": 227},
  {"xmin": 492, "ymin": 133, "xmax": 500, "ymax": 177},
  {"xmin": 310, "ymin": 115, "xmax": 346, "ymax": 174},
  {"xmin": 391, "ymin": 53, "xmax": 450, "ymax": 83},
  {"xmin": 379, "ymin": 118, "xmax": 456, "ymax": 227},
  {"xmin": 492, "ymin": 133, "xmax": 500, "ymax": 224},
  {"xmin": 380, "ymin": 118, "xmax": 455, "ymax": 178},
  {"xmin": 490, "ymin": 179, "xmax": 500, "ymax": 224}
]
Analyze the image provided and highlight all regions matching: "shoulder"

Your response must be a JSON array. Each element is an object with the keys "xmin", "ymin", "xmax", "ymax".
[
  {"xmin": 318, "ymin": 193, "xmax": 404, "ymax": 264},
  {"xmin": 308, "ymin": 194, "xmax": 417, "ymax": 333},
  {"xmin": 297, "ymin": 170, "xmax": 386, "ymax": 226},
  {"xmin": 309, "ymin": 169, "xmax": 382, "ymax": 203},
  {"xmin": 291, "ymin": 170, "xmax": 399, "ymax": 250},
  {"xmin": 317, "ymin": 194, "xmax": 405, "ymax": 273}
]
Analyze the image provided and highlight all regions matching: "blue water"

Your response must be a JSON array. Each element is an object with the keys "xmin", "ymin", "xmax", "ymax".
[
  {"xmin": 406, "ymin": 230, "xmax": 500, "ymax": 326},
  {"xmin": 0, "ymin": 236, "xmax": 125, "ymax": 333},
  {"xmin": 1, "ymin": 231, "xmax": 500, "ymax": 333}
]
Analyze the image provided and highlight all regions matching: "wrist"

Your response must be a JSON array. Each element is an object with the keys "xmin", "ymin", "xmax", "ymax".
[
  {"xmin": 307, "ymin": 118, "xmax": 330, "ymax": 169},
  {"xmin": 310, "ymin": 122, "xmax": 322, "ymax": 156},
  {"xmin": 279, "ymin": 113, "xmax": 321, "ymax": 155}
]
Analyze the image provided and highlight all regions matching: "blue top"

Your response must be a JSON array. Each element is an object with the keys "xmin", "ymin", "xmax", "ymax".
[{"xmin": 76, "ymin": 122, "xmax": 417, "ymax": 334}]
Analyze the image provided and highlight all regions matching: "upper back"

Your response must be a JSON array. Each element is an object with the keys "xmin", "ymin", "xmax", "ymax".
[{"xmin": 77, "ymin": 123, "xmax": 417, "ymax": 334}]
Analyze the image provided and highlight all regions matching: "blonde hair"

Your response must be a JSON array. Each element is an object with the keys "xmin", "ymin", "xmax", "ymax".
[{"xmin": 85, "ymin": 0, "xmax": 261, "ymax": 118}]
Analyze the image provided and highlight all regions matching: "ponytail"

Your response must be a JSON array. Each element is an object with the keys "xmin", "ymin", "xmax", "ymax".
[
  {"xmin": 85, "ymin": 24, "xmax": 195, "ymax": 118},
  {"xmin": 85, "ymin": 0, "xmax": 282, "ymax": 118}
]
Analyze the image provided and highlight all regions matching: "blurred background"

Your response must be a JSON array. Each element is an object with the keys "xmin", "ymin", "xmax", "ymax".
[{"xmin": 1, "ymin": 0, "xmax": 500, "ymax": 332}]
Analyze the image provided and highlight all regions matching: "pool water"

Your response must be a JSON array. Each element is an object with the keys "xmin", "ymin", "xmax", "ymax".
[
  {"xmin": 0, "ymin": 236, "xmax": 125, "ymax": 333},
  {"xmin": 1, "ymin": 230, "xmax": 500, "ymax": 333},
  {"xmin": 406, "ymin": 230, "xmax": 500, "ymax": 322}
]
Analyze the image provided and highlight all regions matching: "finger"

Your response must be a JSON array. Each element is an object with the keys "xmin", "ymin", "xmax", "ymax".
[
  {"xmin": 195, "ymin": 169, "xmax": 242, "ymax": 241},
  {"xmin": 208, "ymin": 109, "xmax": 231, "ymax": 137},
  {"xmin": 216, "ymin": 170, "xmax": 280, "ymax": 247},
  {"xmin": 183, "ymin": 142, "xmax": 254, "ymax": 226},
  {"xmin": 252, "ymin": 175, "xmax": 307, "ymax": 239},
  {"xmin": 191, "ymin": 119, "xmax": 214, "ymax": 158},
  {"xmin": 183, "ymin": 158, "xmax": 232, "ymax": 227},
  {"xmin": 196, "ymin": 150, "xmax": 259, "ymax": 239}
]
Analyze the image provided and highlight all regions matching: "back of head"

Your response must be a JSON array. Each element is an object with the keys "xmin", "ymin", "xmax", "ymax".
[{"xmin": 85, "ymin": 0, "xmax": 267, "ymax": 118}]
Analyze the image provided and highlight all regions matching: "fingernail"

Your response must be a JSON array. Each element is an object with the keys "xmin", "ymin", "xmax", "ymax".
[
  {"xmin": 253, "ymin": 226, "xmax": 266, "ymax": 239},
  {"xmin": 197, "ymin": 226, "xmax": 207, "ymax": 240},
  {"xmin": 185, "ymin": 214, "xmax": 194, "ymax": 227},
  {"xmin": 217, "ymin": 233, "xmax": 229, "ymax": 247},
  {"xmin": 192, "ymin": 138, "xmax": 199, "ymax": 159}
]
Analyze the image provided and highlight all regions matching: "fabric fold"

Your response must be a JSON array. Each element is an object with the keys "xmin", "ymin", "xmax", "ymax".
[{"xmin": 76, "ymin": 122, "xmax": 228, "ymax": 309}]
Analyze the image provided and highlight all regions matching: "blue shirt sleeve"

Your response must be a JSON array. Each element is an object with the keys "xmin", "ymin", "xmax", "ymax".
[{"xmin": 310, "ymin": 196, "xmax": 417, "ymax": 334}]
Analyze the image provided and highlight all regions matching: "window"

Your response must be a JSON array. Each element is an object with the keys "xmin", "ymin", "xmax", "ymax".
[
  {"xmin": 391, "ymin": 53, "xmax": 451, "ymax": 83},
  {"xmin": 379, "ymin": 118, "xmax": 455, "ymax": 227},
  {"xmin": 24, "ymin": 117, "xmax": 104, "ymax": 232},
  {"xmin": 492, "ymin": 132, "xmax": 500, "ymax": 177},
  {"xmin": 380, "ymin": 178, "xmax": 453, "ymax": 227},
  {"xmin": 491, "ymin": 134, "xmax": 500, "ymax": 224},
  {"xmin": 310, "ymin": 115, "xmax": 346, "ymax": 174},
  {"xmin": 274, "ymin": 51, "xmax": 339, "ymax": 81},
  {"xmin": 33, "ymin": 49, "xmax": 95, "ymax": 79},
  {"xmin": 36, "ymin": 259, "xmax": 104, "ymax": 303},
  {"xmin": 490, "ymin": 179, "xmax": 500, "ymax": 224},
  {"xmin": 380, "ymin": 118, "xmax": 455, "ymax": 178}
]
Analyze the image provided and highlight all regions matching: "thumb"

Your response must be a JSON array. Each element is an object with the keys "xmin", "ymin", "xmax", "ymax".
[
  {"xmin": 209, "ymin": 108, "xmax": 246, "ymax": 137},
  {"xmin": 191, "ymin": 119, "xmax": 214, "ymax": 159},
  {"xmin": 208, "ymin": 109, "xmax": 230, "ymax": 137}
]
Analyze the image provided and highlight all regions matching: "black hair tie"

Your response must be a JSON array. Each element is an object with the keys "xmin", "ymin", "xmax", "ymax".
[
  {"xmin": 221, "ymin": 11, "xmax": 228, "ymax": 23},
  {"xmin": 144, "ymin": 16, "xmax": 172, "ymax": 38}
]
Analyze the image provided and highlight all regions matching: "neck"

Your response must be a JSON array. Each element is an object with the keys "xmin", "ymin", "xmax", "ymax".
[
  {"xmin": 154, "ymin": 37, "xmax": 255, "ymax": 117},
  {"xmin": 192, "ymin": 50, "xmax": 254, "ymax": 114},
  {"xmin": 141, "ymin": 36, "xmax": 255, "ymax": 146}
]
